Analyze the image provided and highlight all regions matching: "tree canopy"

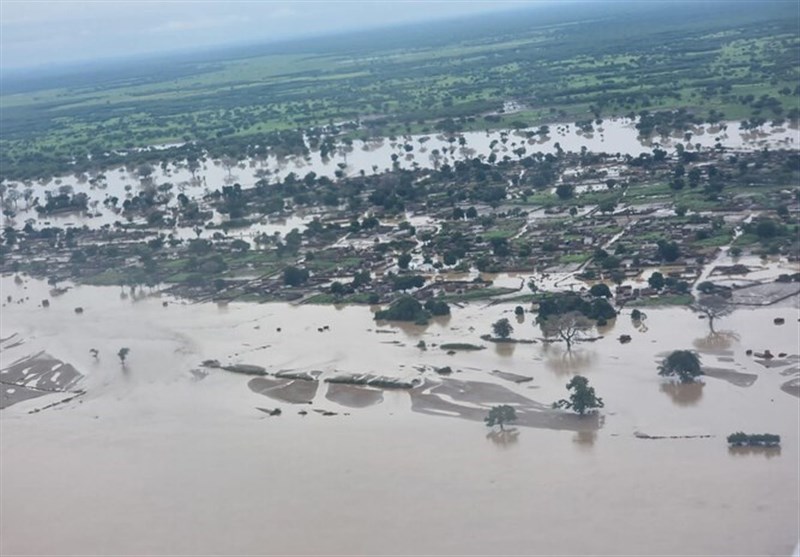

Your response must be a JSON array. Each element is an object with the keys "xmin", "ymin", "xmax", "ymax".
[
  {"xmin": 536, "ymin": 292, "xmax": 616, "ymax": 323},
  {"xmin": 492, "ymin": 318, "xmax": 513, "ymax": 339},
  {"xmin": 553, "ymin": 375, "xmax": 604, "ymax": 416},
  {"xmin": 485, "ymin": 404, "xmax": 517, "ymax": 430},
  {"xmin": 658, "ymin": 350, "xmax": 703, "ymax": 383},
  {"xmin": 589, "ymin": 283, "xmax": 612, "ymax": 298},
  {"xmin": 374, "ymin": 296, "xmax": 430, "ymax": 323}
]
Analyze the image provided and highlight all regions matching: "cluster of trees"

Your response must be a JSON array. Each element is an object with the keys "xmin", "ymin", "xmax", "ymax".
[
  {"xmin": 373, "ymin": 296, "xmax": 450, "ymax": 324},
  {"xmin": 537, "ymin": 292, "xmax": 616, "ymax": 324},
  {"xmin": 726, "ymin": 432, "xmax": 781, "ymax": 447}
]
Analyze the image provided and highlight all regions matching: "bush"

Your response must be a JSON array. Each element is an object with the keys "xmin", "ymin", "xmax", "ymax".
[
  {"xmin": 492, "ymin": 318, "xmax": 513, "ymax": 339},
  {"xmin": 424, "ymin": 299, "xmax": 451, "ymax": 316},
  {"xmin": 727, "ymin": 432, "xmax": 780, "ymax": 446},
  {"xmin": 375, "ymin": 296, "xmax": 429, "ymax": 322},
  {"xmin": 391, "ymin": 274, "xmax": 425, "ymax": 291},
  {"xmin": 537, "ymin": 292, "xmax": 616, "ymax": 323},
  {"xmin": 283, "ymin": 266, "xmax": 310, "ymax": 286},
  {"xmin": 658, "ymin": 350, "xmax": 702, "ymax": 383},
  {"xmin": 589, "ymin": 283, "xmax": 612, "ymax": 298}
]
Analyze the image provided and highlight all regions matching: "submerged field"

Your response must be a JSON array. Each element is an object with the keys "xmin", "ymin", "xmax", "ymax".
[{"xmin": 1, "ymin": 271, "xmax": 798, "ymax": 555}]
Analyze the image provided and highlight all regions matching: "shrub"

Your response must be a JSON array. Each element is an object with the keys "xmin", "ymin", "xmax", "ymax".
[{"xmin": 727, "ymin": 432, "xmax": 780, "ymax": 446}]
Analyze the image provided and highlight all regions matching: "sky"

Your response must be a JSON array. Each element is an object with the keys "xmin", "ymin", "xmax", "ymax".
[{"xmin": 0, "ymin": 1, "xmax": 539, "ymax": 71}]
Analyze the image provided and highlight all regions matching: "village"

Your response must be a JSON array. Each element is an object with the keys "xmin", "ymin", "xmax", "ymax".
[{"xmin": 2, "ymin": 135, "xmax": 797, "ymax": 321}]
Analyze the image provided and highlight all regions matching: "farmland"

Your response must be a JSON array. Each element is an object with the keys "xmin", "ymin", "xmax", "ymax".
[{"xmin": 2, "ymin": 1, "xmax": 798, "ymax": 181}]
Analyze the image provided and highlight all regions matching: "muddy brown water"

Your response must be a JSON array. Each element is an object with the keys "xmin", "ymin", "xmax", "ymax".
[{"xmin": 1, "ymin": 275, "xmax": 798, "ymax": 555}]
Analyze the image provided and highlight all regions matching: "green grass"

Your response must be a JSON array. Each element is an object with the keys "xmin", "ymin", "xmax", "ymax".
[
  {"xmin": 3, "ymin": 1, "xmax": 798, "ymax": 181},
  {"xmin": 439, "ymin": 343, "xmax": 485, "ymax": 351},
  {"xmin": 628, "ymin": 294, "xmax": 694, "ymax": 307},
  {"xmin": 559, "ymin": 253, "xmax": 590, "ymax": 264},
  {"xmin": 440, "ymin": 286, "xmax": 518, "ymax": 302}
]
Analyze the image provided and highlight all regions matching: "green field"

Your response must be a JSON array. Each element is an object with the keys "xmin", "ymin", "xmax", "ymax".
[{"xmin": 1, "ymin": 1, "xmax": 798, "ymax": 180}]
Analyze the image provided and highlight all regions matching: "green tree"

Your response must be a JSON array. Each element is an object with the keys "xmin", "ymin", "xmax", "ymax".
[
  {"xmin": 648, "ymin": 272, "xmax": 665, "ymax": 290},
  {"xmin": 424, "ymin": 299, "xmax": 451, "ymax": 316},
  {"xmin": 657, "ymin": 240, "xmax": 680, "ymax": 262},
  {"xmin": 555, "ymin": 184, "xmax": 574, "ymax": 200},
  {"xmin": 117, "ymin": 347, "xmax": 130, "ymax": 367},
  {"xmin": 397, "ymin": 253, "xmax": 412, "ymax": 269},
  {"xmin": 391, "ymin": 274, "xmax": 425, "ymax": 291},
  {"xmin": 484, "ymin": 405, "xmax": 517, "ymax": 431},
  {"xmin": 283, "ymin": 266, "xmax": 310, "ymax": 287},
  {"xmin": 589, "ymin": 283, "xmax": 612, "ymax": 298},
  {"xmin": 553, "ymin": 375, "xmax": 604, "ymax": 416},
  {"xmin": 375, "ymin": 296, "xmax": 429, "ymax": 323},
  {"xmin": 658, "ymin": 350, "xmax": 703, "ymax": 383},
  {"xmin": 492, "ymin": 318, "xmax": 513, "ymax": 339}
]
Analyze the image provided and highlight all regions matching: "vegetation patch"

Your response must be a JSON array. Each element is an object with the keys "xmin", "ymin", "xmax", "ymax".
[{"xmin": 439, "ymin": 343, "xmax": 485, "ymax": 351}]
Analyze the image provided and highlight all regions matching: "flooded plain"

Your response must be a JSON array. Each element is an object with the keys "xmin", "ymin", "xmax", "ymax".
[
  {"xmin": 1, "ymin": 272, "xmax": 798, "ymax": 555},
  {"xmin": 2, "ymin": 118, "xmax": 797, "ymax": 236}
]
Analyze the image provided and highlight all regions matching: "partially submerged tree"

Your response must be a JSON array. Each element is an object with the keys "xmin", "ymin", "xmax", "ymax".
[
  {"xmin": 485, "ymin": 404, "xmax": 517, "ymax": 431},
  {"xmin": 553, "ymin": 375, "xmax": 604, "ymax": 416},
  {"xmin": 492, "ymin": 318, "xmax": 513, "ymax": 339},
  {"xmin": 693, "ymin": 294, "xmax": 733, "ymax": 333},
  {"xmin": 541, "ymin": 311, "xmax": 592, "ymax": 351},
  {"xmin": 658, "ymin": 350, "xmax": 702, "ymax": 383},
  {"xmin": 117, "ymin": 347, "xmax": 130, "ymax": 367},
  {"xmin": 374, "ymin": 296, "xmax": 429, "ymax": 324}
]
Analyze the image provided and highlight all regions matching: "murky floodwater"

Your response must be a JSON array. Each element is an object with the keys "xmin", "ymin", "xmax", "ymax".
[
  {"xmin": 3, "ymin": 118, "xmax": 797, "ymax": 235},
  {"xmin": 1, "ymin": 272, "xmax": 798, "ymax": 555}
]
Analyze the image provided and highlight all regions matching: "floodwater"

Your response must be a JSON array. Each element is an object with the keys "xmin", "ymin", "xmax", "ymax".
[
  {"xmin": 2, "ymin": 118, "xmax": 797, "ymax": 235},
  {"xmin": 1, "ymin": 273, "xmax": 798, "ymax": 555}
]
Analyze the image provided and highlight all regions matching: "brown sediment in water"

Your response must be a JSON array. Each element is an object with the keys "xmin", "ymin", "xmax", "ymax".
[
  {"xmin": 728, "ymin": 445, "xmax": 783, "ymax": 458},
  {"xmin": 410, "ymin": 378, "xmax": 601, "ymax": 431},
  {"xmin": 1, "ymin": 276, "xmax": 798, "ymax": 555},
  {"xmin": 780, "ymin": 377, "xmax": 800, "ymax": 398},
  {"xmin": 491, "ymin": 370, "xmax": 534, "ymax": 383},
  {"xmin": 755, "ymin": 355, "xmax": 799, "ymax": 369},
  {"xmin": 325, "ymin": 383, "xmax": 384, "ymax": 408},
  {"xmin": 0, "ymin": 351, "xmax": 82, "ymax": 409},
  {"xmin": 660, "ymin": 381, "xmax": 705, "ymax": 406},
  {"xmin": 248, "ymin": 377, "xmax": 318, "ymax": 404}
]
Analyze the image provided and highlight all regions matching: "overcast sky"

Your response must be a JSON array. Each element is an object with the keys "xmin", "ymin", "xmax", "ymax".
[{"xmin": 0, "ymin": 1, "xmax": 541, "ymax": 70}]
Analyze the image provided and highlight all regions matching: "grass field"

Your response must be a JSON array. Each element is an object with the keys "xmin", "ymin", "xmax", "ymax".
[{"xmin": 1, "ymin": 1, "xmax": 798, "ymax": 180}]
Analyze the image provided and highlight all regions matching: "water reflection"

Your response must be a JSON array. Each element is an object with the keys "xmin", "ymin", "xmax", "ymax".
[
  {"xmin": 494, "ymin": 341, "xmax": 516, "ymax": 358},
  {"xmin": 595, "ymin": 319, "xmax": 617, "ymax": 336},
  {"xmin": 572, "ymin": 430, "xmax": 597, "ymax": 449},
  {"xmin": 660, "ymin": 381, "xmax": 704, "ymax": 406},
  {"xmin": 693, "ymin": 330, "xmax": 740, "ymax": 353},
  {"xmin": 381, "ymin": 320, "xmax": 427, "ymax": 338},
  {"xmin": 486, "ymin": 428, "xmax": 520, "ymax": 448},
  {"xmin": 728, "ymin": 445, "xmax": 782, "ymax": 458},
  {"xmin": 542, "ymin": 344, "xmax": 595, "ymax": 376}
]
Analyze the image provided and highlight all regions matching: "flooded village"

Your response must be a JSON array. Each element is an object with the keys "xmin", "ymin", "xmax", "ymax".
[
  {"xmin": 2, "ymin": 1, "xmax": 800, "ymax": 552},
  {"xmin": 1, "ymin": 116, "xmax": 799, "ymax": 555}
]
